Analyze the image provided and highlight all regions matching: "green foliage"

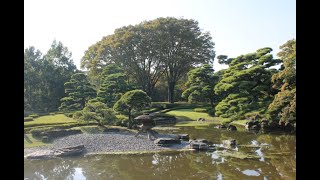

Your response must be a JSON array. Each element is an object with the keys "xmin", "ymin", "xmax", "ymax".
[
  {"xmin": 81, "ymin": 17, "xmax": 215, "ymax": 102},
  {"xmin": 214, "ymin": 47, "xmax": 280, "ymax": 119},
  {"xmin": 59, "ymin": 73, "xmax": 96, "ymax": 112},
  {"xmin": 97, "ymin": 64, "xmax": 132, "ymax": 107},
  {"xmin": 76, "ymin": 102, "xmax": 117, "ymax": 126},
  {"xmin": 268, "ymin": 39, "xmax": 296, "ymax": 124},
  {"xmin": 193, "ymin": 108, "xmax": 207, "ymax": 113},
  {"xmin": 113, "ymin": 90, "xmax": 151, "ymax": 128},
  {"xmin": 24, "ymin": 41, "xmax": 77, "ymax": 112}
]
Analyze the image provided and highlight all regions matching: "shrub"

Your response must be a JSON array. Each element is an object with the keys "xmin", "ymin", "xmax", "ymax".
[
  {"xmin": 154, "ymin": 113, "xmax": 175, "ymax": 118},
  {"xmin": 207, "ymin": 108, "xmax": 215, "ymax": 116},
  {"xmin": 115, "ymin": 115, "xmax": 128, "ymax": 126},
  {"xmin": 64, "ymin": 112, "xmax": 74, "ymax": 118},
  {"xmin": 29, "ymin": 114, "xmax": 39, "ymax": 118},
  {"xmin": 41, "ymin": 136, "xmax": 50, "ymax": 143},
  {"xmin": 24, "ymin": 117, "xmax": 34, "ymax": 122},
  {"xmin": 193, "ymin": 108, "xmax": 207, "ymax": 113},
  {"xmin": 49, "ymin": 112, "xmax": 55, "ymax": 115},
  {"xmin": 30, "ymin": 127, "xmax": 54, "ymax": 137},
  {"xmin": 73, "ymin": 111, "xmax": 83, "ymax": 120},
  {"xmin": 142, "ymin": 108, "xmax": 160, "ymax": 114},
  {"xmin": 244, "ymin": 112, "xmax": 261, "ymax": 121}
]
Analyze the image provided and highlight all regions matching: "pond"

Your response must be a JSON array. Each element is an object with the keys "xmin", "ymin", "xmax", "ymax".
[{"xmin": 24, "ymin": 126, "xmax": 296, "ymax": 179}]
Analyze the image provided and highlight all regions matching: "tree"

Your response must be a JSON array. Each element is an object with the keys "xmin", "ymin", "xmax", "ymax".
[
  {"xmin": 81, "ymin": 17, "xmax": 215, "ymax": 102},
  {"xmin": 268, "ymin": 39, "xmax": 296, "ymax": 124},
  {"xmin": 182, "ymin": 64, "xmax": 219, "ymax": 109},
  {"xmin": 59, "ymin": 73, "xmax": 96, "ymax": 112},
  {"xmin": 76, "ymin": 102, "xmax": 116, "ymax": 126},
  {"xmin": 24, "ymin": 41, "xmax": 78, "ymax": 112},
  {"xmin": 113, "ymin": 90, "xmax": 151, "ymax": 128},
  {"xmin": 214, "ymin": 48, "xmax": 281, "ymax": 120}
]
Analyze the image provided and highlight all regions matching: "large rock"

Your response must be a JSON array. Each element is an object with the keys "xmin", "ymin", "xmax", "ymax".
[
  {"xmin": 189, "ymin": 139, "xmax": 209, "ymax": 150},
  {"xmin": 25, "ymin": 145, "xmax": 85, "ymax": 159},
  {"xmin": 177, "ymin": 134, "xmax": 189, "ymax": 140},
  {"xmin": 154, "ymin": 138, "xmax": 181, "ymax": 147},
  {"xmin": 215, "ymin": 124, "xmax": 227, "ymax": 129},
  {"xmin": 227, "ymin": 125, "xmax": 237, "ymax": 131},
  {"xmin": 222, "ymin": 139, "xmax": 237, "ymax": 148}
]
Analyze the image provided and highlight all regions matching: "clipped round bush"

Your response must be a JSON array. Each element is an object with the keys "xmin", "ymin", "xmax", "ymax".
[
  {"xmin": 41, "ymin": 136, "xmax": 50, "ymax": 143},
  {"xmin": 207, "ymin": 108, "xmax": 215, "ymax": 116},
  {"xmin": 193, "ymin": 108, "xmax": 207, "ymax": 113}
]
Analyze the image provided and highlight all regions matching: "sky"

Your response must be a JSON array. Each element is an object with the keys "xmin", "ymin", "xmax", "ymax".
[{"xmin": 24, "ymin": 0, "xmax": 296, "ymax": 71}]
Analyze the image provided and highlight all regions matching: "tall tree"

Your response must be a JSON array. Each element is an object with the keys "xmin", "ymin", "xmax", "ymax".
[
  {"xmin": 59, "ymin": 73, "xmax": 96, "ymax": 112},
  {"xmin": 182, "ymin": 64, "xmax": 219, "ymax": 108},
  {"xmin": 268, "ymin": 39, "xmax": 296, "ymax": 124},
  {"xmin": 97, "ymin": 64, "xmax": 132, "ymax": 107},
  {"xmin": 214, "ymin": 48, "xmax": 281, "ymax": 120},
  {"xmin": 81, "ymin": 17, "xmax": 215, "ymax": 102}
]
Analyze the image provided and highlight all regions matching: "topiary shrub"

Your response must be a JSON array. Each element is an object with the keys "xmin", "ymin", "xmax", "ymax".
[
  {"xmin": 24, "ymin": 117, "xmax": 34, "ymax": 122},
  {"xmin": 30, "ymin": 127, "xmax": 54, "ymax": 137},
  {"xmin": 193, "ymin": 108, "xmax": 207, "ymax": 113},
  {"xmin": 49, "ymin": 112, "xmax": 55, "ymax": 115},
  {"xmin": 115, "ymin": 115, "xmax": 128, "ymax": 126},
  {"xmin": 207, "ymin": 108, "xmax": 215, "ymax": 116},
  {"xmin": 41, "ymin": 136, "xmax": 50, "ymax": 143}
]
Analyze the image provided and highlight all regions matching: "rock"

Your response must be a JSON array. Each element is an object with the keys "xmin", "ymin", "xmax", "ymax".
[
  {"xmin": 25, "ymin": 145, "xmax": 85, "ymax": 159},
  {"xmin": 189, "ymin": 139, "xmax": 210, "ymax": 150},
  {"xmin": 189, "ymin": 142, "xmax": 208, "ymax": 150},
  {"xmin": 227, "ymin": 125, "xmax": 237, "ymax": 131},
  {"xmin": 177, "ymin": 134, "xmax": 189, "ymax": 140},
  {"xmin": 25, "ymin": 150, "xmax": 54, "ymax": 159},
  {"xmin": 222, "ymin": 139, "xmax": 237, "ymax": 148},
  {"xmin": 41, "ymin": 136, "xmax": 50, "ymax": 143},
  {"xmin": 54, "ymin": 145, "xmax": 85, "ymax": 157},
  {"xmin": 154, "ymin": 138, "xmax": 181, "ymax": 147},
  {"xmin": 251, "ymin": 124, "xmax": 261, "ymax": 131},
  {"xmin": 197, "ymin": 118, "xmax": 206, "ymax": 121},
  {"xmin": 215, "ymin": 124, "xmax": 226, "ymax": 129}
]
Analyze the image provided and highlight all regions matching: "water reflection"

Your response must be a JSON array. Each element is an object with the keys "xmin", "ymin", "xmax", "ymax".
[{"xmin": 25, "ymin": 126, "xmax": 295, "ymax": 179}]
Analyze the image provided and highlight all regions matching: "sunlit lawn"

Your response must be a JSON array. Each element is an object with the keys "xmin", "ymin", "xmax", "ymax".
[
  {"xmin": 24, "ymin": 134, "xmax": 48, "ymax": 148},
  {"xmin": 24, "ymin": 114, "xmax": 77, "ymax": 127}
]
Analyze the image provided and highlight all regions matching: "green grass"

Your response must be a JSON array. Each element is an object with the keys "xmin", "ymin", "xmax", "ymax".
[
  {"xmin": 230, "ymin": 120, "xmax": 248, "ymax": 126},
  {"xmin": 164, "ymin": 108, "xmax": 223, "ymax": 127},
  {"xmin": 24, "ymin": 134, "xmax": 49, "ymax": 148},
  {"xmin": 165, "ymin": 109, "xmax": 218, "ymax": 121},
  {"xmin": 24, "ymin": 114, "xmax": 77, "ymax": 127}
]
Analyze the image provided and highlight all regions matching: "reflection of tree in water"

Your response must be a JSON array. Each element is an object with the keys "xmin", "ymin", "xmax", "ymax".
[
  {"xmin": 24, "ymin": 158, "xmax": 77, "ymax": 180},
  {"xmin": 257, "ymin": 134, "xmax": 296, "ymax": 179}
]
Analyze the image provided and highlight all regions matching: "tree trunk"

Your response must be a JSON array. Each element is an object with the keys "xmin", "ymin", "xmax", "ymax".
[
  {"xmin": 210, "ymin": 98, "xmax": 214, "ymax": 109},
  {"xmin": 167, "ymin": 82, "xmax": 175, "ymax": 103},
  {"xmin": 128, "ymin": 109, "xmax": 132, "ymax": 129}
]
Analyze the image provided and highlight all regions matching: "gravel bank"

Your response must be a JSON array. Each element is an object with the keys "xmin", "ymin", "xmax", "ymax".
[{"xmin": 24, "ymin": 132, "xmax": 189, "ymax": 156}]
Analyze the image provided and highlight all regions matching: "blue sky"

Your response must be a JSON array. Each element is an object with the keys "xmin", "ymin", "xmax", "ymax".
[{"xmin": 24, "ymin": 0, "xmax": 296, "ymax": 70}]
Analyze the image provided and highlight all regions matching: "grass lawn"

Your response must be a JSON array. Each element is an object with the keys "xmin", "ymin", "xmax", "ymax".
[
  {"xmin": 24, "ymin": 134, "xmax": 49, "ymax": 148},
  {"xmin": 231, "ymin": 120, "xmax": 248, "ymax": 126},
  {"xmin": 165, "ymin": 109, "xmax": 223, "ymax": 127},
  {"xmin": 24, "ymin": 114, "xmax": 77, "ymax": 127}
]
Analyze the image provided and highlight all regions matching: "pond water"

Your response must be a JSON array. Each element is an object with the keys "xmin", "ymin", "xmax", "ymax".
[{"xmin": 24, "ymin": 126, "xmax": 296, "ymax": 179}]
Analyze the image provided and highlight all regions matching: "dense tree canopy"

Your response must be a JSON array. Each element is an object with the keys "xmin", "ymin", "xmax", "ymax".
[
  {"xmin": 214, "ymin": 48, "xmax": 281, "ymax": 120},
  {"xmin": 59, "ymin": 73, "xmax": 96, "ymax": 112},
  {"xmin": 268, "ymin": 39, "xmax": 296, "ymax": 124},
  {"xmin": 24, "ymin": 40, "xmax": 77, "ymax": 112},
  {"xmin": 113, "ymin": 90, "xmax": 151, "ymax": 128},
  {"xmin": 96, "ymin": 64, "xmax": 133, "ymax": 107},
  {"xmin": 81, "ymin": 17, "xmax": 215, "ymax": 102},
  {"xmin": 182, "ymin": 64, "xmax": 219, "ymax": 108}
]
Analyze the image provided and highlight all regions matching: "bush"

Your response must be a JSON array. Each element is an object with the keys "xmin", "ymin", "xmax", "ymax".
[
  {"xmin": 142, "ymin": 108, "xmax": 160, "ymax": 114},
  {"xmin": 41, "ymin": 136, "xmax": 50, "ymax": 143},
  {"xmin": 29, "ymin": 114, "xmax": 39, "ymax": 118},
  {"xmin": 49, "ymin": 112, "xmax": 55, "ymax": 115},
  {"xmin": 154, "ymin": 113, "xmax": 175, "ymax": 118},
  {"xmin": 24, "ymin": 117, "xmax": 34, "ymax": 122},
  {"xmin": 244, "ymin": 112, "xmax": 261, "ymax": 121},
  {"xmin": 207, "ymin": 108, "xmax": 215, "ymax": 116},
  {"xmin": 30, "ymin": 127, "xmax": 54, "ymax": 137},
  {"xmin": 193, "ymin": 108, "xmax": 207, "ymax": 113},
  {"xmin": 115, "ymin": 115, "xmax": 128, "ymax": 126},
  {"xmin": 64, "ymin": 112, "xmax": 74, "ymax": 118},
  {"xmin": 73, "ymin": 111, "xmax": 83, "ymax": 120}
]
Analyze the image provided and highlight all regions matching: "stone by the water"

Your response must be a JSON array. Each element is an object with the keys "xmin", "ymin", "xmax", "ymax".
[
  {"xmin": 25, "ymin": 145, "xmax": 85, "ymax": 159},
  {"xmin": 177, "ymin": 134, "xmax": 189, "ymax": 140},
  {"xmin": 154, "ymin": 138, "xmax": 181, "ymax": 146}
]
